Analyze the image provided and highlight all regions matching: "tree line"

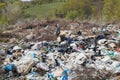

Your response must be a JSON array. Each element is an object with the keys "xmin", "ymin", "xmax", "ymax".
[
  {"xmin": 55, "ymin": 0, "xmax": 120, "ymax": 21},
  {"xmin": 34, "ymin": 0, "xmax": 68, "ymax": 5},
  {"xmin": 0, "ymin": 0, "xmax": 68, "ymax": 25},
  {"xmin": 0, "ymin": 0, "xmax": 120, "ymax": 25},
  {"xmin": 0, "ymin": 0, "xmax": 23, "ymax": 25}
]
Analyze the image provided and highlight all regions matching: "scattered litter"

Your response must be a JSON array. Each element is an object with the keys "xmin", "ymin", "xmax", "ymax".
[{"xmin": 1, "ymin": 22, "xmax": 120, "ymax": 80}]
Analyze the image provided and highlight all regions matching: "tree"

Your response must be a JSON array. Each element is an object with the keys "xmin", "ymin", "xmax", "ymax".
[
  {"xmin": 34, "ymin": 0, "xmax": 55, "ymax": 5},
  {"xmin": 60, "ymin": 0, "xmax": 93, "ymax": 20},
  {"xmin": 59, "ymin": 0, "xmax": 120, "ymax": 21},
  {"xmin": 0, "ymin": 1, "xmax": 7, "ymax": 25},
  {"xmin": 91, "ymin": 0, "xmax": 104, "ymax": 21},
  {"xmin": 0, "ymin": 0, "xmax": 23, "ymax": 25},
  {"xmin": 102, "ymin": 0, "xmax": 120, "ymax": 21},
  {"xmin": 103, "ymin": 0, "xmax": 114, "ymax": 21},
  {"xmin": 0, "ymin": 14, "xmax": 6, "ymax": 24},
  {"xmin": 66, "ymin": 10, "xmax": 78, "ymax": 20},
  {"xmin": 113, "ymin": 0, "xmax": 120, "ymax": 20},
  {"xmin": 7, "ymin": 1, "xmax": 23, "ymax": 24}
]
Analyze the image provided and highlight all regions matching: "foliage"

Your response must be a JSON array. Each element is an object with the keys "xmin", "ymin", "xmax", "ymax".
[
  {"xmin": 0, "ymin": 0, "xmax": 23, "ymax": 25},
  {"xmin": 7, "ymin": 1, "xmax": 23, "ymax": 24},
  {"xmin": 58, "ymin": 0, "xmax": 120, "ymax": 21},
  {"xmin": 0, "ymin": 1, "xmax": 6, "ymax": 24},
  {"xmin": 103, "ymin": 0, "xmax": 120, "ymax": 21},
  {"xmin": 0, "ymin": 2, "xmax": 6, "ymax": 8},
  {"xmin": 24, "ymin": 2, "xmax": 64, "ymax": 19},
  {"xmin": 34, "ymin": 0, "xmax": 67, "ymax": 5},
  {"xmin": 66, "ymin": 10, "xmax": 78, "ymax": 20},
  {"xmin": 59, "ymin": 0, "xmax": 93, "ymax": 20},
  {"xmin": 1, "ymin": 0, "xmax": 120, "ymax": 24},
  {"xmin": 0, "ymin": 14, "xmax": 6, "ymax": 24}
]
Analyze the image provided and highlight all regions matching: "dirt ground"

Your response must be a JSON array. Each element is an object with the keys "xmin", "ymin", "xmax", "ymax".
[{"xmin": 1, "ymin": 19, "xmax": 109, "ymax": 43}]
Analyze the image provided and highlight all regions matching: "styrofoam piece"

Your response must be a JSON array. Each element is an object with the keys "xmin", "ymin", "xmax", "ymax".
[
  {"xmin": 13, "ymin": 46, "xmax": 22, "ymax": 50},
  {"xmin": 36, "ymin": 63, "xmax": 49, "ymax": 71}
]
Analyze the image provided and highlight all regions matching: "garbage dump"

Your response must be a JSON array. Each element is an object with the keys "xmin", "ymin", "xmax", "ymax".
[{"xmin": 0, "ymin": 22, "xmax": 120, "ymax": 80}]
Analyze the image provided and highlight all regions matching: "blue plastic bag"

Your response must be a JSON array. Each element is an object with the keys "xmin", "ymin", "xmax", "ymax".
[
  {"xmin": 49, "ymin": 73, "xmax": 54, "ymax": 78},
  {"xmin": 61, "ymin": 69, "xmax": 69, "ymax": 80},
  {"xmin": 61, "ymin": 75, "xmax": 68, "ymax": 80},
  {"xmin": 31, "ymin": 53, "xmax": 37, "ymax": 58},
  {"xmin": 3, "ymin": 64, "xmax": 15, "ymax": 71}
]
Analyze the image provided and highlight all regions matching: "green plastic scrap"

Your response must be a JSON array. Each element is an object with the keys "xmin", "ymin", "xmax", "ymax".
[
  {"xmin": 50, "ymin": 77, "xmax": 58, "ymax": 80},
  {"xmin": 118, "ymin": 31, "xmax": 120, "ymax": 37},
  {"xmin": 108, "ymin": 50, "xmax": 114, "ymax": 56}
]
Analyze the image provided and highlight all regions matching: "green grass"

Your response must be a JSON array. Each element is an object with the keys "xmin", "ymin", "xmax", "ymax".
[{"xmin": 24, "ymin": 2, "xmax": 65, "ymax": 19}]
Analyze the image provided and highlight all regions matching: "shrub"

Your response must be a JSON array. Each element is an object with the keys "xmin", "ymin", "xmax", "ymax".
[
  {"xmin": 66, "ymin": 10, "xmax": 78, "ymax": 20},
  {"xmin": 0, "ymin": 14, "xmax": 6, "ymax": 24}
]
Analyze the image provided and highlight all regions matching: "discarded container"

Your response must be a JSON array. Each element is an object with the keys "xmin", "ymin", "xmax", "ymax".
[
  {"xmin": 16, "ymin": 60, "xmax": 36, "ymax": 74},
  {"xmin": 13, "ymin": 51, "xmax": 22, "ymax": 58},
  {"xmin": 108, "ymin": 43, "xmax": 116, "ymax": 48},
  {"xmin": 53, "ymin": 67, "xmax": 63, "ymax": 77},
  {"xmin": 8, "ymin": 71, "xmax": 14, "ymax": 77},
  {"xmin": 26, "ymin": 72, "xmax": 42, "ymax": 80},
  {"xmin": 23, "ymin": 61, "xmax": 36, "ymax": 75},
  {"xmin": 13, "ymin": 46, "xmax": 22, "ymax": 50},
  {"xmin": 0, "ymin": 49, "xmax": 6, "ymax": 56},
  {"xmin": 36, "ymin": 62, "xmax": 49, "ymax": 71},
  {"xmin": 97, "ymin": 39, "xmax": 106, "ymax": 45}
]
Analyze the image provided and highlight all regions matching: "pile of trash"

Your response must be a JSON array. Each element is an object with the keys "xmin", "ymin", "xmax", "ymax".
[{"xmin": 1, "ymin": 24, "xmax": 120, "ymax": 80}]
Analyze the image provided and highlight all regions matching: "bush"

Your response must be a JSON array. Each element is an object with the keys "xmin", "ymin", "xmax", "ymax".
[
  {"xmin": 0, "ymin": 14, "xmax": 6, "ymax": 24},
  {"xmin": 66, "ymin": 10, "xmax": 79, "ymax": 20},
  {"xmin": 23, "ymin": 12, "xmax": 32, "ymax": 18}
]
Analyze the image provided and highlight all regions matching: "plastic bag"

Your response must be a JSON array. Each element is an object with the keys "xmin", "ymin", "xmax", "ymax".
[{"xmin": 3, "ymin": 64, "xmax": 15, "ymax": 71}]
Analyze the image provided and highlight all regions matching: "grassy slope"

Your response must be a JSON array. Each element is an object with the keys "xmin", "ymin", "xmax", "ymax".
[{"xmin": 24, "ymin": 2, "xmax": 65, "ymax": 19}]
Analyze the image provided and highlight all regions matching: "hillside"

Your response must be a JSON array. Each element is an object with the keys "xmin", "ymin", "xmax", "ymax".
[{"xmin": 24, "ymin": 2, "xmax": 65, "ymax": 19}]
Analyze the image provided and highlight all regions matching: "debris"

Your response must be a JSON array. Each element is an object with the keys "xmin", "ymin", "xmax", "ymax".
[{"xmin": 1, "ymin": 21, "xmax": 120, "ymax": 80}]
